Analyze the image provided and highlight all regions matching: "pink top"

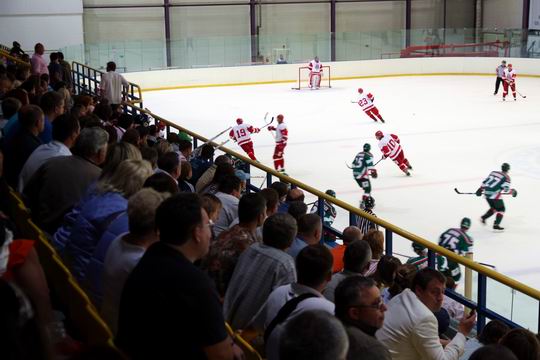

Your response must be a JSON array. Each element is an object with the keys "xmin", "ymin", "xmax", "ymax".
[{"xmin": 31, "ymin": 53, "xmax": 49, "ymax": 75}]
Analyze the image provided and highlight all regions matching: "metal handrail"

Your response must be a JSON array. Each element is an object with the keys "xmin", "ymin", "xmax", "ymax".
[{"xmin": 127, "ymin": 103, "xmax": 540, "ymax": 303}]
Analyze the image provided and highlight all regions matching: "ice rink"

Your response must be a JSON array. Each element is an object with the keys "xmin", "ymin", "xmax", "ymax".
[{"xmin": 143, "ymin": 74, "xmax": 540, "ymax": 326}]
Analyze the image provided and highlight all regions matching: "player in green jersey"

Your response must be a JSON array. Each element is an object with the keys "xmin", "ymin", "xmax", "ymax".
[
  {"xmin": 476, "ymin": 163, "xmax": 517, "ymax": 231},
  {"xmin": 351, "ymin": 143, "xmax": 377, "ymax": 208},
  {"xmin": 406, "ymin": 242, "xmax": 446, "ymax": 271},
  {"xmin": 437, "ymin": 218, "xmax": 473, "ymax": 282}
]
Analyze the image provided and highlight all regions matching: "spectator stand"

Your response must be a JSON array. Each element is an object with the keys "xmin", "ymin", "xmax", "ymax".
[
  {"xmin": 123, "ymin": 102, "xmax": 540, "ymax": 335},
  {"xmin": 0, "ymin": 46, "xmax": 30, "ymax": 67}
]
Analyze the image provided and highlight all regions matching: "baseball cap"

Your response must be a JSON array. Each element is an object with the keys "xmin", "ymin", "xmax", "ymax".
[{"xmin": 235, "ymin": 169, "xmax": 250, "ymax": 181}]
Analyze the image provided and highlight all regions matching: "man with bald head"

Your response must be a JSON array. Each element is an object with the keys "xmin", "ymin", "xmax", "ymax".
[
  {"xmin": 278, "ymin": 187, "xmax": 305, "ymax": 213},
  {"xmin": 331, "ymin": 226, "xmax": 363, "ymax": 273}
]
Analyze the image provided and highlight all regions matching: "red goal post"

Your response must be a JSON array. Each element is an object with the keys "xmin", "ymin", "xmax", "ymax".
[{"xmin": 292, "ymin": 66, "xmax": 331, "ymax": 90}]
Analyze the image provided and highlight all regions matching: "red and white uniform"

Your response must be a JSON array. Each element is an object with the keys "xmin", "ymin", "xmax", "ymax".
[
  {"xmin": 229, "ymin": 123, "xmax": 259, "ymax": 160},
  {"xmin": 358, "ymin": 92, "xmax": 384, "ymax": 122},
  {"xmin": 268, "ymin": 122, "xmax": 288, "ymax": 171},
  {"xmin": 378, "ymin": 133, "xmax": 411, "ymax": 174},
  {"xmin": 308, "ymin": 59, "xmax": 323, "ymax": 88},
  {"xmin": 502, "ymin": 67, "xmax": 516, "ymax": 99}
]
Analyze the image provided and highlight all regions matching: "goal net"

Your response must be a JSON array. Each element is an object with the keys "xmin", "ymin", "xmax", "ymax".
[{"xmin": 292, "ymin": 66, "xmax": 331, "ymax": 90}]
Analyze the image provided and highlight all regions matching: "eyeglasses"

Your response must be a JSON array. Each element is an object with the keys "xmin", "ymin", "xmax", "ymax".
[{"xmin": 350, "ymin": 299, "xmax": 385, "ymax": 311}]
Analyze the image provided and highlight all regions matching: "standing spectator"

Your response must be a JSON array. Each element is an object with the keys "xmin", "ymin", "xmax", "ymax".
[
  {"xmin": 356, "ymin": 196, "xmax": 379, "ymax": 235},
  {"xmin": 363, "ymin": 230, "xmax": 385, "ymax": 276},
  {"xmin": 332, "ymin": 226, "xmax": 363, "ymax": 273},
  {"xmin": 47, "ymin": 53, "xmax": 62, "ymax": 85},
  {"xmin": 494, "ymin": 60, "xmax": 506, "ymax": 95},
  {"xmin": 30, "ymin": 43, "xmax": 48, "ymax": 76},
  {"xmin": 224, "ymin": 213, "xmax": 297, "ymax": 330},
  {"xmin": 2, "ymin": 105, "xmax": 44, "ymax": 187},
  {"xmin": 323, "ymin": 240, "xmax": 372, "ymax": 302},
  {"xmin": 9, "ymin": 41, "xmax": 26, "ymax": 59},
  {"xmin": 460, "ymin": 320, "xmax": 509, "ymax": 360},
  {"xmin": 279, "ymin": 310, "xmax": 349, "ymax": 360},
  {"xmin": 23, "ymin": 127, "xmax": 109, "ymax": 233},
  {"xmin": 213, "ymin": 175, "xmax": 242, "ymax": 237},
  {"xmin": 287, "ymin": 213, "xmax": 322, "ymax": 258},
  {"xmin": 101, "ymin": 188, "xmax": 168, "ymax": 334},
  {"xmin": 99, "ymin": 61, "xmax": 128, "ymax": 107},
  {"xmin": 334, "ymin": 276, "xmax": 391, "ymax": 360},
  {"xmin": 264, "ymin": 245, "xmax": 335, "ymax": 360},
  {"xmin": 57, "ymin": 52, "xmax": 72, "ymax": 90},
  {"xmin": 39, "ymin": 90, "xmax": 65, "ymax": 143},
  {"xmin": 116, "ymin": 193, "xmax": 242, "ymax": 359},
  {"xmin": 18, "ymin": 113, "xmax": 79, "ymax": 191},
  {"xmin": 376, "ymin": 268, "xmax": 476, "ymax": 360}
]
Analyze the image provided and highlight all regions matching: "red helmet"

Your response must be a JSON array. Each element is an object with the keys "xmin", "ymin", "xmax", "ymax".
[
  {"xmin": 375, "ymin": 130, "xmax": 383, "ymax": 139},
  {"xmin": 358, "ymin": 88, "xmax": 363, "ymax": 94},
  {"xmin": 236, "ymin": 118, "xmax": 243, "ymax": 124},
  {"xmin": 507, "ymin": 63, "xmax": 513, "ymax": 68}
]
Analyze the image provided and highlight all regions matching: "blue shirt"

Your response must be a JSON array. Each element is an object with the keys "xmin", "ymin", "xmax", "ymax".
[
  {"xmin": 39, "ymin": 116, "xmax": 52, "ymax": 143},
  {"xmin": 287, "ymin": 237, "xmax": 308, "ymax": 258}
]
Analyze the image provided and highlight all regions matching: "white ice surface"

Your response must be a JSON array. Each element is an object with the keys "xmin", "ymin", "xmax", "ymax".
[{"xmin": 143, "ymin": 75, "xmax": 540, "ymax": 328}]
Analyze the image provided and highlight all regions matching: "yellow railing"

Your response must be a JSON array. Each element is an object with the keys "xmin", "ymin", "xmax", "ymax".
[
  {"xmin": 128, "ymin": 103, "xmax": 540, "ymax": 304},
  {"xmin": 0, "ymin": 48, "xmax": 30, "ymax": 67}
]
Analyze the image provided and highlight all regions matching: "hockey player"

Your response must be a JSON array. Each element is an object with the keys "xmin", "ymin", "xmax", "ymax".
[
  {"xmin": 308, "ymin": 56, "xmax": 323, "ymax": 89},
  {"xmin": 351, "ymin": 143, "xmax": 377, "ymax": 207},
  {"xmin": 476, "ymin": 162, "xmax": 517, "ymax": 230},
  {"xmin": 375, "ymin": 130, "xmax": 412, "ymax": 176},
  {"xmin": 438, "ymin": 218, "xmax": 473, "ymax": 282},
  {"xmin": 267, "ymin": 114, "xmax": 288, "ymax": 174},
  {"xmin": 406, "ymin": 242, "xmax": 445, "ymax": 271},
  {"xmin": 502, "ymin": 63, "xmax": 517, "ymax": 101},
  {"xmin": 356, "ymin": 88, "xmax": 384, "ymax": 123},
  {"xmin": 229, "ymin": 118, "xmax": 260, "ymax": 160}
]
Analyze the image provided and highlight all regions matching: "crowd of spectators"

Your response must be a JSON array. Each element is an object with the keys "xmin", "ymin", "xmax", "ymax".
[{"xmin": 1, "ymin": 41, "xmax": 539, "ymax": 360}]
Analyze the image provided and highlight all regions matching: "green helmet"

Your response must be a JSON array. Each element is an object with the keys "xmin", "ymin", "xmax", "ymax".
[
  {"xmin": 363, "ymin": 143, "xmax": 371, "ymax": 152},
  {"xmin": 325, "ymin": 189, "xmax": 336, "ymax": 197},
  {"xmin": 501, "ymin": 163, "xmax": 510, "ymax": 172},
  {"xmin": 412, "ymin": 242, "xmax": 426, "ymax": 253},
  {"xmin": 460, "ymin": 217, "xmax": 471, "ymax": 230}
]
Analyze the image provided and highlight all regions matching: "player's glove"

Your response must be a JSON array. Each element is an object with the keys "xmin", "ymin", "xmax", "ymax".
[
  {"xmin": 253, "ymin": 128, "xmax": 260, "ymax": 134},
  {"xmin": 268, "ymin": 126, "xmax": 275, "ymax": 131},
  {"xmin": 475, "ymin": 188, "xmax": 483, "ymax": 197},
  {"xmin": 511, "ymin": 189, "xmax": 518, "ymax": 198},
  {"xmin": 370, "ymin": 169, "xmax": 378, "ymax": 178}
]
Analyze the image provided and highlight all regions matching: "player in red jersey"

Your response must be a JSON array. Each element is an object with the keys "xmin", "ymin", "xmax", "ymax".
[
  {"xmin": 229, "ymin": 118, "xmax": 260, "ymax": 160},
  {"xmin": 502, "ymin": 63, "xmax": 517, "ymax": 101},
  {"xmin": 357, "ymin": 88, "xmax": 384, "ymax": 123},
  {"xmin": 376, "ymin": 130, "xmax": 412, "ymax": 176},
  {"xmin": 268, "ymin": 114, "xmax": 288, "ymax": 174}
]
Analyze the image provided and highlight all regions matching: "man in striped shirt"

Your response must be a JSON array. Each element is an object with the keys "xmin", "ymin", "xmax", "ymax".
[{"xmin": 356, "ymin": 196, "xmax": 379, "ymax": 236}]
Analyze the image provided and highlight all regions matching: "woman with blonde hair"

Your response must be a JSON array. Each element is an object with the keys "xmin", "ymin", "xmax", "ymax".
[
  {"xmin": 363, "ymin": 229, "xmax": 385, "ymax": 276},
  {"xmin": 53, "ymin": 159, "xmax": 153, "ymax": 282}
]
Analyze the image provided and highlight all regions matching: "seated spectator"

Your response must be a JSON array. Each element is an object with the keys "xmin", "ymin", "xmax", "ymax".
[
  {"xmin": 195, "ymin": 154, "xmax": 232, "ymax": 192},
  {"xmin": 270, "ymin": 181, "xmax": 288, "ymax": 205},
  {"xmin": 386, "ymin": 264, "xmax": 417, "ymax": 301},
  {"xmin": 443, "ymin": 276, "xmax": 465, "ymax": 321},
  {"xmin": 156, "ymin": 151, "xmax": 180, "ymax": 185},
  {"xmin": 116, "ymin": 193, "xmax": 242, "ymax": 359},
  {"xmin": 92, "ymin": 101, "xmax": 112, "ymax": 124},
  {"xmin": 24, "ymin": 127, "xmax": 109, "ymax": 233},
  {"xmin": 205, "ymin": 193, "xmax": 266, "ymax": 296},
  {"xmin": 153, "ymin": 138, "xmax": 173, "ymax": 159},
  {"xmin": 53, "ymin": 159, "xmax": 153, "ymax": 281},
  {"xmin": 287, "ymin": 200, "xmax": 307, "ymax": 222},
  {"xmin": 332, "ymin": 226, "xmax": 363, "ymax": 273},
  {"xmin": 260, "ymin": 187, "xmax": 280, "ymax": 217},
  {"xmin": 287, "ymin": 213, "xmax": 322, "ymax": 258},
  {"xmin": 121, "ymin": 128, "xmax": 140, "ymax": 147},
  {"xmin": 459, "ymin": 320, "xmax": 509, "ymax": 360},
  {"xmin": 0, "ymin": 97, "xmax": 21, "ymax": 134},
  {"xmin": 178, "ymin": 161, "xmax": 195, "ymax": 192},
  {"xmin": 265, "ymin": 245, "xmax": 335, "ymax": 360},
  {"xmin": 499, "ymin": 329, "xmax": 540, "ymax": 360},
  {"xmin": 199, "ymin": 160, "xmax": 235, "ymax": 195},
  {"xmin": 371, "ymin": 255, "xmax": 401, "ymax": 293},
  {"xmin": 39, "ymin": 90, "xmax": 65, "ymax": 143},
  {"xmin": 234, "ymin": 169, "xmax": 250, "ymax": 192},
  {"xmin": 376, "ymin": 268, "xmax": 476, "ymax": 360},
  {"xmin": 101, "ymin": 188, "xmax": 168, "ymax": 334},
  {"xmin": 356, "ymin": 196, "xmax": 379, "ymax": 235},
  {"xmin": 140, "ymin": 146, "xmax": 158, "ymax": 170},
  {"xmin": 334, "ymin": 276, "xmax": 391, "ymax": 360},
  {"xmin": 73, "ymin": 95, "xmax": 95, "ymax": 118},
  {"xmin": 190, "ymin": 143, "xmax": 214, "ymax": 185},
  {"xmin": 363, "ymin": 230, "xmax": 385, "ymax": 276},
  {"xmin": 201, "ymin": 193, "xmax": 222, "ymax": 223},
  {"xmin": 101, "ymin": 142, "xmax": 142, "ymax": 177},
  {"xmin": 279, "ymin": 310, "xmax": 349, "ymax": 360},
  {"xmin": 213, "ymin": 175, "xmax": 242, "ymax": 237},
  {"xmin": 278, "ymin": 187, "xmax": 304, "ymax": 213},
  {"xmin": 224, "ymin": 213, "xmax": 297, "ymax": 330},
  {"xmin": 18, "ymin": 113, "xmax": 79, "ymax": 191},
  {"xmin": 469, "ymin": 345, "xmax": 518, "ymax": 360},
  {"xmin": 136, "ymin": 126, "xmax": 149, "ymax": 146},
  {"xmin": 177, "ymin": 139, "xmax": 193, "ymax": 161},
  {"xmin": 114, "ymin": 113, "xmax": 134, "ymax": 140},
  {"xmin": 143, "ymin": 172, "xmax": 179, "ymax": 195},
  {"xmin": 323, "ymin": 240, "xmax": 372, "ymax": 302},
  {"xmin": 3, "ymin": 105, "xmax": 44, "ymax": 187},
  {"xmin": 145, "ymin": 124, "xmax": 159, "ymax": 147}
]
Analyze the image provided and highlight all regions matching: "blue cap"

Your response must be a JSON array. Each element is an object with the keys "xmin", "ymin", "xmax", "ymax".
[{"xmin": 235, "ymin": 169, "xmax": 250, "ymax": 181}]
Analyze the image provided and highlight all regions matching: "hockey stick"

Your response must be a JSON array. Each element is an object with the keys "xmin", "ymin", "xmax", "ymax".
[
  {"xmin": 345, "ymin": 162, "xmax": 353, "ymax": 169},
  {"xmin": 373, "ymin": 157, "xmax": 385, "ymax": 166},
  {"xmin": 260, "ymin": 116, "xmax": 275, "ymax": 130},
  {"xmin": 517, "ymin": 90, "xmax": 527, "ymax": 98},
  {"xmin": 454, "ymin": 188, "xmax": 514, "ymax": 196},
  {"xmin": 350, "ymin": 100, "xmax": 357, "ymax": 104}
]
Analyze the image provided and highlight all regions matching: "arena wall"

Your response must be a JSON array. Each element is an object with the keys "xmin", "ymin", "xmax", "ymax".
[{"xmin": 124, "ymin": 57, "xmax": 540, "ymax": 92}]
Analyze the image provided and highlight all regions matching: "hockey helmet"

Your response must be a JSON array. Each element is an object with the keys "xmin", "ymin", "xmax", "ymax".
[
  {"xmin": 460, "ymin": 217, "xmax": 471, "ymax": 230},
  {"xmin": 501, "ymin": 162, "xmax": 510, "ymax": 172},
  {"xmin": 363, "ymin": 143, "xmax": 371, "ymax": 152},
  {"xmin": 412, "ymin": 242, "xmax": 426, "ymax": 253},
  {"xmin": 276, "ymin": 114, "xmax": 284, "ymax": 123},
  {"xmin": 358, "ymin": 88, "xmax": 364, "ymax": 94},
  {"xmin": 325, "ymin": 189, "xmax": 336, "ymax": 197},
  {"xmin": 507, "ymin": 63, "xmax": 513, "ymax": 68},
  {"xmin": 364, "ymin": 196, "xmax": 375, "ymax": 209},
  {"xmin": 375, "ymin": 130, "xmax": 384, "ymax": 139},
  {"xmin": 236, "ymin": 118, "xmax": 243, "ymax": 124}
]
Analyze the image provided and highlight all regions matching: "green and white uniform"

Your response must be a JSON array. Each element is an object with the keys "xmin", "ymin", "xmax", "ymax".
[
  {"xmin": 406, "ymin": 254, "xmax": 446, "ymax": 271},
  {"xmin": 482, "ymin": 171, "xmax": 511, "ymax": 200},
  {"xmin": 352, "ymin": 151, "xmax": 373, "ymax": 196},
  {"xmin": 438, "ymin": 228, "xmax": 474, "ymax": 282}
]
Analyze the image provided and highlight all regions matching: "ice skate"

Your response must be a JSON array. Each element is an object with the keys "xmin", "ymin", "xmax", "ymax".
[
  {"xmin": 480, "ymin": 217, "xmax": 486, "ymax": 225},
  {"xmin": 493, "ymin": 224, "xmax": 504, "ymax": 231}
]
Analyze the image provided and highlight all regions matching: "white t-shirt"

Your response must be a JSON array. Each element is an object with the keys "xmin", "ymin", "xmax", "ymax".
[
  {"xmin": 101, "ymin": 234, "xmax": 146, "ymax": 335},
  {"xmin": 100, "ymin": 71, "xmax": 129, "ymax": 105}
]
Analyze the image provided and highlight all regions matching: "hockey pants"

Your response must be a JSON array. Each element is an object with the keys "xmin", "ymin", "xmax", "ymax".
[
  {"xmin": 391, "ymin": 150, "xmax": 411, "ymax": 173},
  {"xmin": 309, "ymin": 73, "xmax": 321, "ymax": 88},
  {"xmin": 239, "ymin": 142, "xmax": 257, "ymax": 161},
  {"xmin": 364, "ymin": 107, "xmax": 383, "ymax": 122},
  {"xmin": 273, "ymin": 143, "xmax": 286, "ymax": 170},
  {"xmin": 503, "ymin": 81, "xmax": 516, "ymax": 99},
  {"xmin": 481, "ymin": 198, "xmax": 505, "ymax": 225}
]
